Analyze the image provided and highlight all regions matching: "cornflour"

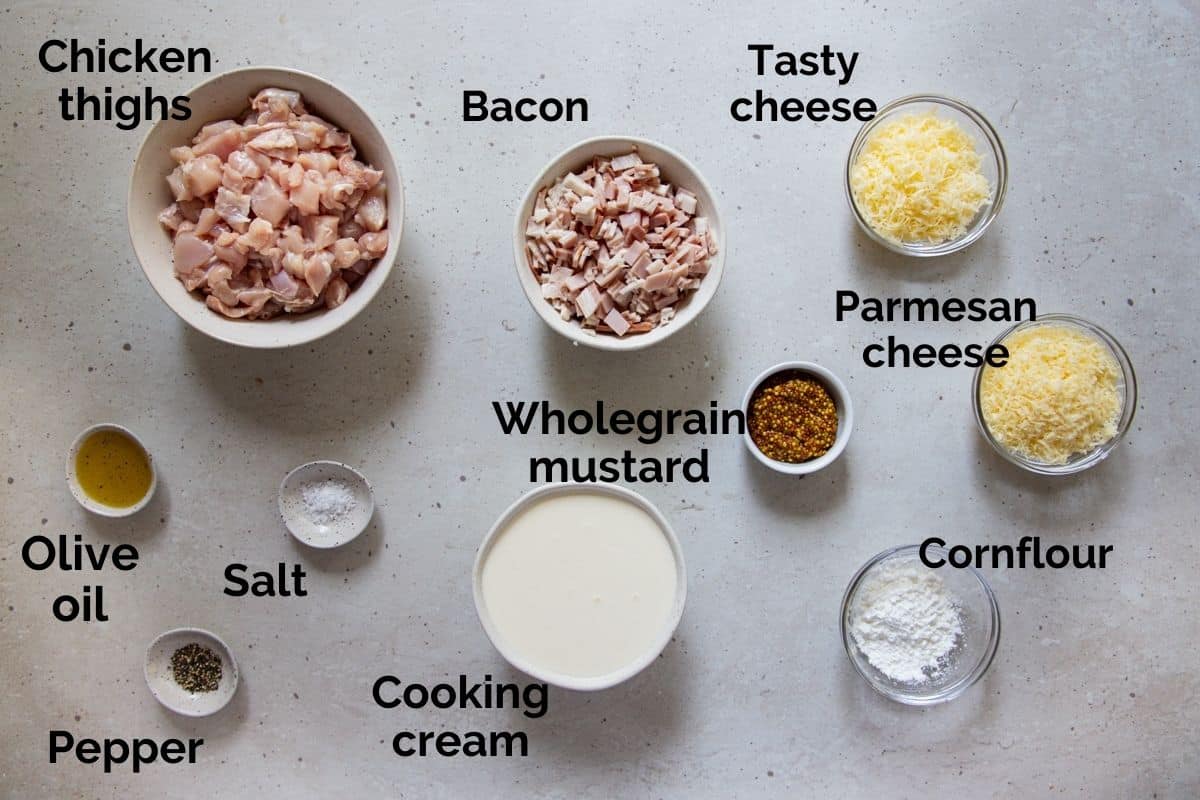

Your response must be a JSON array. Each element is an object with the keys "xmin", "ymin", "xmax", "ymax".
[{"xmin": 848, "ymin": 556, "xmax": 962, "ymax": 684}]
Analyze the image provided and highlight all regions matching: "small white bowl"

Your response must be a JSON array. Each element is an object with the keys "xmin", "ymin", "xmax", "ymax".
[
  {"xmin": 278, "ymin": 460, "xmax": 374, "ymax": 548},
  {"xmin": 65, "ymin": 423, "xmax": 157, "ymax": 517},
  {"xmin": 473, "ymin": 483, "xmax": 687, "ymax": 691},
  {"xmin": 742, "ymin": 362, "xmax": 854, "ymax": 475},
  {"xmin": 513, "ymin": 135, "xmax": 726, "ymax": 351},
  {"xmin": 144, "ymin": 627, "xmax": 239, "ymax": 717},
  {"xmin": 128, "ymin": 66, "xmax": 404, "ymax": 349}
]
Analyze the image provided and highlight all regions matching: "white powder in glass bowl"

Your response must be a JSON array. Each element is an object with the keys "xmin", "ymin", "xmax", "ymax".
[{"xmin": 848, "ymin": 557, "xmax": 963, "ymax": 684}]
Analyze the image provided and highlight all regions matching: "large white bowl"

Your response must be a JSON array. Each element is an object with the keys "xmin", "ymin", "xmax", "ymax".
[
  {"xmin": 513, "ymin": 136, "xmax": 726, "ymax": 351},
  {"xmin": 128, "ymin": 66, "xmax": 404, "ymax": 348},
  {"xmin": 473, "ymin": 483, "xmax": 687, "ymax": 691}
]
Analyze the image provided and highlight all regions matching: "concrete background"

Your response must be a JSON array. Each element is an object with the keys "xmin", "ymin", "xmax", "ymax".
[{"xmin": 1, "ymin": 1, "xmax": 1197, "ymax": 797}]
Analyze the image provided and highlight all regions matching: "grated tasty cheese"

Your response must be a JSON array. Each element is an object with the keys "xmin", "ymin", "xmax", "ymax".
[
  {"xmin": 980, "ymin": 324, "xmax": 1121, "ymax": 465},
  {"xmin": 850, "ymin": 111, "xmax": 992, "ymax": 244}
]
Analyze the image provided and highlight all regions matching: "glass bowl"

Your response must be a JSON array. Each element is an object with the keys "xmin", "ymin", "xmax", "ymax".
[
  {"xmin": 972, "ymin": 313, "xmax": 1137, "ymax": 476},
  {"xmin": 845, "ymin": 94, "xmax": 1008, "ymax": 257},
  {"xmin": 840, "ymin": 544, "xmax": 1000, "ymax": 705}
]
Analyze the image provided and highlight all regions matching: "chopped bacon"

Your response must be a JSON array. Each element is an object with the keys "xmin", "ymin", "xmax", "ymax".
[{"xmin": 523, "ymin": 149, "xmax": 715, "ymax": 336}]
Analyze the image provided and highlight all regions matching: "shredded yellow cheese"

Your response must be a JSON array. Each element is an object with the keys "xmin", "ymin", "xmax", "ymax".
[
  {"xmin": 850, "ymin": 111, "xmax": 992, "ymax": 244},
  {"xmin": 980, "ymin": 324, "xmax": 1121, "ymax": 465}
]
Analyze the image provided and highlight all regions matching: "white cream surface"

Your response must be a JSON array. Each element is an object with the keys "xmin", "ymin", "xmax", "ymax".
[{"xmin": 480, "ymin": 492, "xmax": 678, "ymax": 680}]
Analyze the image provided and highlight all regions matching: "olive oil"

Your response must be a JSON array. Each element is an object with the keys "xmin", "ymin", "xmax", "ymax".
[{"xmin": 75, "ymin": 430, "xmax": 152, "ymax": 508}]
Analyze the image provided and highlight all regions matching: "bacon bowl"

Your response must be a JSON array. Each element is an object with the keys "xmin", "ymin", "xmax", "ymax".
[
  {"xmin": 127, "ymin": 66, "xmax": 403, "ymax": 348},
  {"xmin": 513, "ymin": 136, "xmax": 726, "ymax": 351}
]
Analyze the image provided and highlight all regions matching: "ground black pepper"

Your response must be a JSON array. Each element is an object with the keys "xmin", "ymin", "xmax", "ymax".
[{"xmin": 170, "ymin": 643, "xmax": 222, "ymax": 693}]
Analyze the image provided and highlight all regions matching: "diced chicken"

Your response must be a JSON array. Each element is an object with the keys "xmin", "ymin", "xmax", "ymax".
[
  {"xmin": 250, "ymin": 177, "xmax": 290, "ymax": 225},
  {"xmin": 303, "ymin": 251, "xmax": 334, "ymax": 296},
  {"xmin": 359, "ymin": 231, "xmax": 388, "ymax": 256},
  {"xmin": 324, "ymin": 276, "xmax": 350, "ymax": 309},
  {"xmin": 181, "ymin": 154, "xmax": 223, "ymax": 196},
  {"xmin": 278, "ymin": 225, "xmax": 306, "ymax": 254},
  {"xmin": 291, "ymin": 119, "xmax": 329, "ymax": 150},
  {"xmin": 194, "ymin": 208, "xmax": 220, "ymax": 237},
  {"xmin": 302, "ymin": 215, "xmax": 339, "ymax": 251},
  {"xmin": 237, "ymin": 218, "xmax": 276, "ymax": 252},
  {"xmin": 158, "ymin": 203, "xmax": 184, "ymax": 231},
  {"xmin": 226, "ymin": 150, "xmax": 263, "ymax": 179},
  {"xmin": 268, "ymin": 268, "xmax": 300, "ymax": 298},
  {"xmin": 193, "ymin": 127, "xmax": 244, "ymax": 160},
  {"xmin": 337, "ymin": 155, "xmax": 383, "ymax": 190},
  {"xmin": 354, "ymin": 184, "xmax": 387, "ymax": 232},
  {"xmin": 282, "ymin": 251, "xmax": 306, "ymax": 278},
  {"xmin": 213, "ymin": 242, "xmax": 248, "ymax": 272},
  {"xmin": 331, "ymin": 238, "xmax": 361, "ymax": 269},
  {"xmin": 322, "ymin": 173, "xmax": 358, "ymax": 211},
  {"xmin": 247, "ymin": 128, "xmax": 299, "ymax": 162},
  {"xmin": 173, "ymin": 232, "xmax": 212, "ymax": 275},
  {"xmin": 290, "ymin": 174, "xmax": 323, "ymax": 216},
  {"xmin": 158, "ymin": 88, "xmax": 389, "ymax": 320},
  {"xmin": 298, "ymin": 151, "xmax": 337, "ymax": 174},
  {"xmin": 215, "ymin": 187, "xmax": 252, "ymax": 230},
  {"xmin": 252, "ymin": 88, "xmax": 303, "ymax": 123},
  {"xmin": 166, "ymin": 167, "xmax": 192, "ymax": 202}
]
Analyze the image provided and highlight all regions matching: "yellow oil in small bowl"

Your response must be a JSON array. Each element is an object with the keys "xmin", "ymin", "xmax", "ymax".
[{"xmin": 74, "ymin": 429, "xmax": 153, "ymax": 509}]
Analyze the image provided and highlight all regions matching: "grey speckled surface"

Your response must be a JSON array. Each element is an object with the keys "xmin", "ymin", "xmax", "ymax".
[{"xmin": 1, "ymin": 1, "xmax": 1197, "ymax": 797}]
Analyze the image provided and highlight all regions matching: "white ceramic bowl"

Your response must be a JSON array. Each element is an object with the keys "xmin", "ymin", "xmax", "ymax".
[
  {"xmin": 473, "ymin": 483, "xmax": 687, "ymax": 691},
  {"xmin": 278, "ymin": 460, "xmax": 374, "ymax": 548},
  {"xmin": 65, "ymin": 423, "xmax": 157, "ymax": 517},
  {"xmin": 513, "ymin": 136, "xmax": 726, "ymax": 351},
  {"xmin": 128, "ymin": 66, "xmax": 404, "ymax": 348},
  {"xmin": 144, "ymin": 627, "xmax": 239, "ymax": 717},
  {"xmin": 742, "ymin": 361, "xmax": 854, "ymax": 475}
]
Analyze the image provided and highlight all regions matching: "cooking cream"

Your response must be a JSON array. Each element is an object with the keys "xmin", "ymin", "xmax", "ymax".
[{"xmin": 479, "ymin": 491, "xmax": 678, "ymax": 680}]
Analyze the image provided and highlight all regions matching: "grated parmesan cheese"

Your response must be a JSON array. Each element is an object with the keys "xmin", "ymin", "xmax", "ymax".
[
  {"xmin": 850, "ymin": 111, "xmax": 992, "ymax": 245},
  {"xmin": 980, "ymin": 324, "xmax": 1121, "ymax": 465}
]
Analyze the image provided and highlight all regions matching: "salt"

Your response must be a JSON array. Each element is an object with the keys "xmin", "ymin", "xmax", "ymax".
[{"xmin": 299, "ymin": 479, "xmax": 357, "ymax": 526}]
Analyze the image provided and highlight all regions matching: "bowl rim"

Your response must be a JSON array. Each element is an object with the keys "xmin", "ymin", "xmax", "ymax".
[
  {"xmin": 741, "ymin": 361, "xmax": 854, "ymax": 475},
  {"xmin": 144, "ymin": 626, "xmax": 239, "ymax": 717},
  {"xmin": 512, "ymin": 134, "xmax": 726, "ymax": 352},
  {"xmin": 839, "ymin": 544, "xmax": 1001, "ymax": 706},
  {"xmin": 972, "ymin": 312, "xmax": 1138, "ymax": 475},
  {"xmin": 126, "ymin": 64, "xmax": 405, "ymax": 349},
  {"xmin": 472, "ymin": 482, "xmax": 687, "ymax": 691},
  {"xmin": 65, "ymin": 423, "xmax": 157, "ymax": 517},
  {"xmin": 844, "ymin": 93, "xmax": 1008, "ymax": 258},
  {"xmin": 278, "ymin": 459, "xmax": 375, "ymax": 548}
]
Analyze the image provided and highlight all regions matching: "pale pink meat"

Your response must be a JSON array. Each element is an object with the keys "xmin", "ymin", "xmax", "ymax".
[
  {"xmin": 249, "ymin": 177, "xmax": 289, "ymax": 226},
  {"xmin": 523, "ymin": 148, "xmax": 715, "ymax": 337},
  {"xmin": 173, "ymin": 232, "xmax": 212, "ymax": 274},
  {"xmin": 158, "ymin": 88, "xmax": 388, "ymax": 320}
]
